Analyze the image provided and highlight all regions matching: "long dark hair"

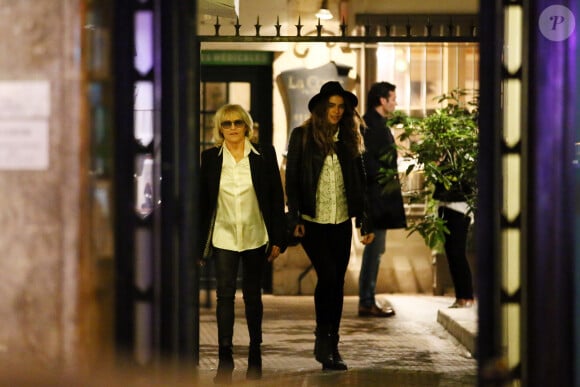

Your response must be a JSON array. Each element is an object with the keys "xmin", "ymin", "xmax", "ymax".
[{"xmin": 303, "ymin": 95, "xmax": 363, "ymax": 158}]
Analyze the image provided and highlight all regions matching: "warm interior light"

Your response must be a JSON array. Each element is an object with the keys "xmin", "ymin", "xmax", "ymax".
[
  {"xmin": 316, "ymin": 8, "xmax": 333, "ymax": 20},
  {"xmin": 316, "ymin": 0, "xmax": 333, "ymax": 20}
]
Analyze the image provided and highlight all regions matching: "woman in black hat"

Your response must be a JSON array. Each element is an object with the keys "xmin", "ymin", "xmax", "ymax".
[{"xmin": 285, "ymin": 81, "xmax": 374, "ymax": 371}]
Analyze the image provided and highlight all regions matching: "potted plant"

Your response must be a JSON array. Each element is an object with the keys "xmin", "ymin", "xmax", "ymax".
[{"xmin": 382, "ymin": 89, "xmax": 479, "ymax": 251}]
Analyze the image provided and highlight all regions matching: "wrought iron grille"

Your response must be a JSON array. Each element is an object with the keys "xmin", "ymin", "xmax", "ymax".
[{"xmin": 198, "ymin": 13, "xmax": 479, "ymax": 43}]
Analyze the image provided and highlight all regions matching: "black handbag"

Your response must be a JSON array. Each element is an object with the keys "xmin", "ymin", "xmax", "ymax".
[{"xmin": 202, "ymin": 210, "xmax": 216, "ymax": 259}]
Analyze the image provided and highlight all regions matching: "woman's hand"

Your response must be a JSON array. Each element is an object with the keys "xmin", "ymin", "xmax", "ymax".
[
  {"xmin": 293, "ymin": 224, "xmax": 305, "ymax": 238},
  {"xmin": 360, "ymin": 232, "xmax": 375, "ymax": 245},
  {"xmin": 267, "ymin": 245, "xmax": 281, "ymax": 262}
]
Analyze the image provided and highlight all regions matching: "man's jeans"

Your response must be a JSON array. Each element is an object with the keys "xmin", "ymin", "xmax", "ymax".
[{"xmin": 359, "ymin": 229, "xmax": 387, "ymax": 308}]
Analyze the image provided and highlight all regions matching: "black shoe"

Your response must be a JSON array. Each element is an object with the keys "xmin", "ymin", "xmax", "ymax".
[
  {"xmin": 213, "ymin": 368, "xmax": 233, "ymax": 384},
  {"xmin": 449, "ymin": 299, "xmax": 474, "ymax": 308},
  {"xmin": 322, "ymin": 349, "xmax": 348, "ymax": 371},
  {"xmin": 358, "ymin": 304, "xmax": 395, "ymax": 317},
  {"xmin": 246, "ymin": 345, "xmax": 262, "ymax": 380},
  {"xmin": 324, "ymin": 333, "xmax": 347, "ymax": 371},
  {"xmin": 314, "ymin": 326, "xmax": 334, "ymax": 369},
  {"xmin": 323, "ymin": 361, "xmax": 348, "ymax": 371},
  {"xmin": 214, "ymin": 346, "xmax": 234, "ymax": 384}
]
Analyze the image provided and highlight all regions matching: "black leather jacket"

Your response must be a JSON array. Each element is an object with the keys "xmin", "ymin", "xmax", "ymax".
[{"xmin": 285, "ymin": 125, "xmax": 372, "ymax": 235}]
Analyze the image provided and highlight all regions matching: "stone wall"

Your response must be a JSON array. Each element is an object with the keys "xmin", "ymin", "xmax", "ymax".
[{"xmin": 0, "ymin": 0, "xmax": 84, "ymax": 370}]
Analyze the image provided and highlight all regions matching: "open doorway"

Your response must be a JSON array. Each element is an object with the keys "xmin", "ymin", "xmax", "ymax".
[
  {"xmin": 198, "ymin": 42, "xmax": 478, "ymax": 299},
  {"xmin": 199, "ymin": 53, "xmax": 275, "ymax": 298}
]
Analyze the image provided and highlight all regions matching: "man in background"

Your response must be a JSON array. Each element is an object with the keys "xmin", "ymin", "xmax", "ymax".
[{"xmin": 358, "ymin": 82, "xmax": 407, "ymax": 317}]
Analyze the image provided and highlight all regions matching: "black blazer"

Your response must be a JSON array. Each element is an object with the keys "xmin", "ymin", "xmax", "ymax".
[
  {"xmin": 199, "ymin": 142, "xmax": 288, "ymax": 258},
  {"xmin": 362, "ymin": 109, "xmax": 407, "ymax": 230}
]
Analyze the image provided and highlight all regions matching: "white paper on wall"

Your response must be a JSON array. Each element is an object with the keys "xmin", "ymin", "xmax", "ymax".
[
  {"xmin": 0, "ymin": 81, "xmax": 50, "ymax": 170},
  {"xmin": 0, "ymin": 120, "xmax": 49, "ymax": 170}
]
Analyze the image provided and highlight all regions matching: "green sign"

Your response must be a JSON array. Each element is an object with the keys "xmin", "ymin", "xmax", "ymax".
[{"xmin": 201, "ymin": 50, "xmax": 272, "ymax": 65}]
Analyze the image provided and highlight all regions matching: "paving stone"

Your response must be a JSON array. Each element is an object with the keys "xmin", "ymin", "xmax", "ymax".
[{"xmin": 199, "ymin": 293, "xmax": 477, "ymax": 386}]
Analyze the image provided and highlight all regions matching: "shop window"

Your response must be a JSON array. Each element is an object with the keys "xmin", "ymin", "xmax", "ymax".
[{"xmin": 373, "ymin": 43, "xmax": 479, "ymax": 117}]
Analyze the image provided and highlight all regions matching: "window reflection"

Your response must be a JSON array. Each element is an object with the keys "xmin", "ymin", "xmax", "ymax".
[
  {"xmin": 199, "ymin": 81, "xmax": 251, "ymax": 151},
  {"xmin": 204, "ymin": 82, "xmax": 226, "ymax": 110},
  {"xmin": 135, "ymin": 154, "xmax": 154, "ymax": 217},
  {"xmin": 134, "ymin": 11, "xmax": 153, "ymax": 75},
  {"xmin": 134, "ymin": 81, "xmax": 153, "ymax": 146},
  {"xmin": 229, "ymin": 82, "xmax": 251, "ymax": 111}
]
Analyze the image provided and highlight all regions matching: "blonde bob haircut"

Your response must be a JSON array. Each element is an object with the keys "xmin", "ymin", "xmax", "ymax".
[{"xmin": 212, "ymin": 104, "xmax": 254, "ymax": 146}]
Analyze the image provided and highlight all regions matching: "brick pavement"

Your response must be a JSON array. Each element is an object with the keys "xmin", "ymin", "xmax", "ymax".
[
  {"xmin": 198, "ymin": 293, "xmax": 477, "ymax": 386},
  {"xmin": 0, "ymin": 294, "xmax": 476, "ymax": 386}
]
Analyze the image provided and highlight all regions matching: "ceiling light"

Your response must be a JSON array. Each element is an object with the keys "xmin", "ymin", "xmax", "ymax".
[
  {"xmin": 316, "ymin": 8, "xmax": 333, "ymax": 20},
  {"xmin": 316, "ymin": 0, "xmax": 333, "ymax": 20}
]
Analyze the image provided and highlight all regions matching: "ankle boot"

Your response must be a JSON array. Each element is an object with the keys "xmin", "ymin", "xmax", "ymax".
[
  {"xmin": 246, "ymin": 344, "xmax": 262, "ymax": 380},
  {"xmin": 213, "ymin": 346, "xmax": 234, "ymax": 384},
  {"xmin": 314, "ymin": 326, "xmax": 333, "ymax": 369},
  {"xmin": 327, "ymin": 334, "xmax": 347, "ymax": 371}
]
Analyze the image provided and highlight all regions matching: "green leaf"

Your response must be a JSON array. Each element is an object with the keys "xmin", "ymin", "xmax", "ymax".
[{"xmin": 377, "ymin": 88, "xmax": 478, "ymax": 249}]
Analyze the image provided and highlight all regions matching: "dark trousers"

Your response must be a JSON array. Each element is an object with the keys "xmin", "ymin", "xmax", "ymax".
[
  {"xmin": 438, "ymin": 206, "xmax": 474, "ymax": 300},
  {"xmin": 300, "ymin": 220, "xmax": 352, "ymax": 332},
  {"xmin": 213, "ymin": 245, "xmax": 266, "ymax": 347}
]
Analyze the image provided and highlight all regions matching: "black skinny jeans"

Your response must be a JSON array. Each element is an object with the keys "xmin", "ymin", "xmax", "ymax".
[
  {"xmin": 213, "ymin": 245, "xmax": 266, "ymax": 348},
  {"xmin": 300, "ymin": 220, "xmax": 352, "ymax": 333},
  {"xmin": 438, "ymin": 206, "xmax": 474, "ymax": 300}
]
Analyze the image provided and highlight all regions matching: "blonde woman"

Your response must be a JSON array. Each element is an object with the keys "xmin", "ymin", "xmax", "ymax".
[{"xmin": 200, "ymin": 104, "xmax": 287, "ymax": 383}]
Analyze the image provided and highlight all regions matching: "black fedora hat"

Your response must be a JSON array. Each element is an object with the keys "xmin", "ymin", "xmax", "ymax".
[{"xmin": 308, "ymin": 81, "xmax": 358, "ymax": 112}]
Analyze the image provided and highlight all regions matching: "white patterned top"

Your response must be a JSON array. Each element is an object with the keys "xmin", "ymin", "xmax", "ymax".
[{"xmin": 301, "ymin": 152, "xmax": 349, "ymax": 224}]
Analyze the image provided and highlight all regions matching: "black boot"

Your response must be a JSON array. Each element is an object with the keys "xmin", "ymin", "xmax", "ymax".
[
  {"xmin": 314, "ymin": 325, "xmax": 333, "ymax": 369},
  {"xmin": 213, "ymin": 346, "xmax": 234, "ymax": 384},
  {"xmin": 328, "ymin": 333, "xmax": 348, "ymax": 371},
  {"xmin": 246, "ymin": 343, "xmax": 262, "ymax": 380}
]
